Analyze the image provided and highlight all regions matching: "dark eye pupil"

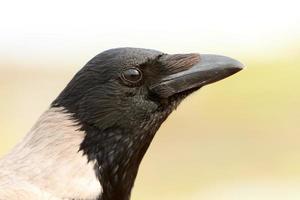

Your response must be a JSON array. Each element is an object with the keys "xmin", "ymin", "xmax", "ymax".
[{"xmin": 122, "ymin": 68, "xmax": 142, "ymax": 83}]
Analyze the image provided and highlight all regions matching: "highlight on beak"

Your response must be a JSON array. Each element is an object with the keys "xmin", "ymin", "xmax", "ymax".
[{"xmin": 150, "ymin": 54, "xmax": 245, "ymax": 98}]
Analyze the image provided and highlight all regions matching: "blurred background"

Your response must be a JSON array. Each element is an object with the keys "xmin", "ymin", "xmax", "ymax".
[{"xmin": 1, "ymin": 0, "xmax": 300, "ymax": 199}]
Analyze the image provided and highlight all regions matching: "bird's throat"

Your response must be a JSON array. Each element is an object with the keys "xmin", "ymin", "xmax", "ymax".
[{"xmin": 80, "ymin": 123, "xmax": 159, "ymax": 200}]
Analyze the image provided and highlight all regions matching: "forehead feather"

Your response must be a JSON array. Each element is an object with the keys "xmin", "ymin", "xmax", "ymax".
[{"xmin": 91, "ymin": 48, "xmax": 163, "ymax": 68}]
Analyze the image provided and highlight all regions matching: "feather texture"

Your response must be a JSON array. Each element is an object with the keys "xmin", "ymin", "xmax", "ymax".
[{"xmin": 0, "ymin": 107, "xmax": 102, "ymax": 200}]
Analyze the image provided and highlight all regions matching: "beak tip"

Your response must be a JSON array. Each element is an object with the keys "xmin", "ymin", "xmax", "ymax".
[
  {"xmin": 232, "ymin": 60, "xmax": 245, "ymax": 70},
  {"xmin": 228, "ymin": 61, "xmax": 245, "ymax": 73}
]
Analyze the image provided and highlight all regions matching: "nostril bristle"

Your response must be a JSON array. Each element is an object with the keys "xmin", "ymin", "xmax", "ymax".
[{"xmin": 159, "ymin": 53, "xmax": 201, "ymax": 74}]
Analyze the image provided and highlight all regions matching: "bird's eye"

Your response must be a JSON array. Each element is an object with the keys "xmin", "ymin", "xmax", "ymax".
[{"xmin": 121, "ymin": 68, "xmax": 143, "ymax": 84}]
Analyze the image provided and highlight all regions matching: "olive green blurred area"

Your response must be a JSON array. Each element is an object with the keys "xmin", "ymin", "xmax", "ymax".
[{"xmin": 0, "ymin": 47, "xmax": 300, "ymax": 200}]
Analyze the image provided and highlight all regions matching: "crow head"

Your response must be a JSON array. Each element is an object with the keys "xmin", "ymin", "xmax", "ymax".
[{"xmin": 52, "ymin": 47, "xmax": 244, "ymax": 200}]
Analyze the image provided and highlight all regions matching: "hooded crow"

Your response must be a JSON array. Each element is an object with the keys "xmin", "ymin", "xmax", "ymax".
[{"xmin": 0, "ymin": 48, "xmax": 244, "ymax": 200}]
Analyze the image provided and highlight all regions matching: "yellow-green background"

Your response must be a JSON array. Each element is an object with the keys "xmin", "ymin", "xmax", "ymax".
[{"xmin": 1, "ymin": 0, "xmax": 300, "ymax": 199}]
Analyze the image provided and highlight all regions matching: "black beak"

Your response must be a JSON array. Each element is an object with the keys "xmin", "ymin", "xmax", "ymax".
[{"xmin": 150, "ymin": 54, "xmax": 244, "ymax": 98}]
